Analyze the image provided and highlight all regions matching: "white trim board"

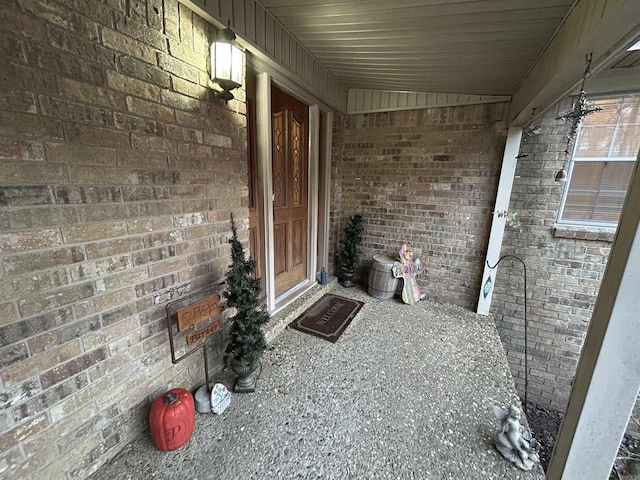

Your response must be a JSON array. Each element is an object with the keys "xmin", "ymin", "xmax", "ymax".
[{"xmin": 348, "ymin": 89, "xmax": 511, "ymax": 114}]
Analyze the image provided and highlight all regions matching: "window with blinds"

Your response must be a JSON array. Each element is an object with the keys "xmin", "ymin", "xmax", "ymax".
[{"xmin": 558, "ymin": 94, "xmax": 640, "ymax": 226}]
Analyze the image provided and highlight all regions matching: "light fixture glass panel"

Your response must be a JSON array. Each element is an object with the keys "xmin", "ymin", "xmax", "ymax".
[
  {"xmin": 231, "ymin": 45, "xmax": 243, "ymax": 85},
  {"xmin": 214, "ymin": 42, "xmax": 232, "ymax": 81},
  {"xmin": 209, "ymin": 24, "xmax": 244, "ymax": 101}
]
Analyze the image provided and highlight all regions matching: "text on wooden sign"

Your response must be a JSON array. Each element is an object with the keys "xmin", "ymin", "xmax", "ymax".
[
  {"xmin": 177, "ymin": 294, "xmax": 222, "ymax": 332},
  {"xmin": 186, "ymin": 319, "xmax": 222, "ymax": 345}
]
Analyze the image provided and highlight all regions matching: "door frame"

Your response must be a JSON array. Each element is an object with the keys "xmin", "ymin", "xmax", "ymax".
[
  {"xmin": 255, "ymin": 72, "xmax": 332, "ymax": 314},
  {"xmin": 317, "ymin": 109, "xmax": 333, "ymax": 278}
]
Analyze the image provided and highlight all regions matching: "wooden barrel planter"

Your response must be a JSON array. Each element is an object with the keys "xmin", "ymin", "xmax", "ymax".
[{"xmin": 368, "ymin": 255, "xmax": 399, "ymax": 300}]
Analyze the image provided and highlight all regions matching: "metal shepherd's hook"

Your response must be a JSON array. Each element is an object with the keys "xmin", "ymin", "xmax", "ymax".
[{"xmin": 487, "ymin": 255, "xmax": 529, "ymax": 413}]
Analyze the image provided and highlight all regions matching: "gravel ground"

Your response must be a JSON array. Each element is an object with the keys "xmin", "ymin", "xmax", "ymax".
[{"xmin": 89, "ymin": 285, "xmax": 545, "ymax": 480}]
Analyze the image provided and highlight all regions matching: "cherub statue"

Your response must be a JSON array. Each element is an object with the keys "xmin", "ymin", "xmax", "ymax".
[
  {"xmin": 492, "ymin": 404, "xmax": 540, "ymax": 471},
  {"xmin": 392, "ymin": 244, "xmax": 422, "ymax": 304}
]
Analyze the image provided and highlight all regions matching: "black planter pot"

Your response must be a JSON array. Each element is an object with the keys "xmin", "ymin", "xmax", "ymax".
[
  {"xmin": 230, "ymin": 357, "xmax": 257, "ymax": 393},
  {"xmin": 340, "ymin": 266, "xmax": 356, "ymax": 287}
]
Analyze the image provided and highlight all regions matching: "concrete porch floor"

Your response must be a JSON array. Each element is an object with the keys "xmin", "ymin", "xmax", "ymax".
[{"xmin": 89, "ymin": 283, "xmax": 545, "ymax": 480}]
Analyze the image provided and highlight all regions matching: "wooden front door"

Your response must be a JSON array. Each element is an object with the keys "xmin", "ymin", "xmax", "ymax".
[{"xmin": 272, "ymin": 86, "xmax": 309, "ymax": 296}]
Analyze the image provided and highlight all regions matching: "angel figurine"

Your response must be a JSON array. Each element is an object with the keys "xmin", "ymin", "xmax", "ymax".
[
  {"xmin": 492, "ymin": 404, "xmax": 540, "ymax": 471},
  {"xmin": 392, "ymin": 244, "xmax": 422, "ymax": 304}
]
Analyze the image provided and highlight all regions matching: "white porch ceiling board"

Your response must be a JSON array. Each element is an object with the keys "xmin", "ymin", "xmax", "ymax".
[
  {"xmin": 186, "ymin": 0, "xmax": 637, "ymax": 115},
  {"xmin": 259, "ymin": 0, "xmax": 576, "ymax": 98},
  {"xmin": 300, "ymin": 33, "xmax": 559, "ymax": 46},
  {"xmin": 265, "ymin": 0, "xmax": 573, "ymax": 21},
  {"xmin": 612, "ymin": 50, "xmax": 640, "ymax": 68},
  {"xmin": 348, "ymin": 89, "xmax": 511, "ymax": 114},
  {"xmin": 510, "ymin": 0, "xmax": 640, "ymax": 125},
  {"xmin": 279, "ymin": 14, "xmax": 569, "ymax": 35},
  {"xmin": 584, "ymin": 65, "xmax": 640, "ymax": 94}
]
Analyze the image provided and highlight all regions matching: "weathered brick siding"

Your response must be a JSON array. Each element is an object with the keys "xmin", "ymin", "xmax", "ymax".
[
  {"xmin": 0, "ymin": 1, "xmax": 248, "ymax": 478},
  {"xmin": 330, "ymin": 104, "xmax": 510, "ymax": 308},
  {"xmin": 331, "ymin": 99, "xmax": 640, "ymax": 438},
  {"xmin": 1, "ymin": 0, "xmax": 635, "ymax": 474},
  {"xmin": 490, "ymin": 99, "xmax": 614, "ymax": 411}
]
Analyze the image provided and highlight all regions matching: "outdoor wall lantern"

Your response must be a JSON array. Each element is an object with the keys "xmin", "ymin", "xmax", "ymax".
[{"xmin": 211, "ymin": 21, "xmax": 243, "ymax": 103}]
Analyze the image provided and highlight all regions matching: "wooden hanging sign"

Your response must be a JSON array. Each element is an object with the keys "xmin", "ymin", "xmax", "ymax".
[
  {"xmin": 177, "ymin": 294, "xmax": 222, "ymax": 332},
  {"xmin": 186, "ymin": 319, "xmax": 221, "ymax": 345}
]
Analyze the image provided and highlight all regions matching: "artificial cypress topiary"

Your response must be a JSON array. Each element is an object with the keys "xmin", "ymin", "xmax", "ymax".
[
  {"xmin": 223, "ymin": 213, "xmax": 269, "ymax": 368},
  {"xmin": 338, "ymin": 214, "xmax": 364, "ymax": 268},
  {"xmin": 337, "ymin": 214, "xmax": 364, "ymax": 287}
]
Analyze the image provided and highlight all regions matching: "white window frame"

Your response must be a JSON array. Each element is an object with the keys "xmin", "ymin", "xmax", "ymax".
[{"xmin": 557, "ymin": 94, "xmax": 639, "ymax": 228}]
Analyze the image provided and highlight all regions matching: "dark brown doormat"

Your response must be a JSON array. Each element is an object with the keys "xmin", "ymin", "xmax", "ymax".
[{"xmin": 288, "ymin": 294, "xmax": 364, "ymax": 343}]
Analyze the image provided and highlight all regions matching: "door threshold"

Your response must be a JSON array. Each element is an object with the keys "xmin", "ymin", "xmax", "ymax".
[
  {"xmin": 272, "ymin": 279, "xmax": 315, "ymax": 315},
  {"xmin": 265, "ymin": 276, "xmax": 338, "ymax": 343}
]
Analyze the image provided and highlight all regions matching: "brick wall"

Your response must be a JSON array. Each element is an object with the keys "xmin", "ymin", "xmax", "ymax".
[
  {"xmin": 490, "ymin": 98, "xmax": 614, "ymax": 411},
  {"xmin": 0, "ymin": 1, "xmax": 248, "ymax": 478},
  {"xmin": 330, "ymin": 99, "xmax": 640, "ymax": 436},
  {"xmin": 330, "ymin": 103, "xmax": 509, "ymax": 308}
]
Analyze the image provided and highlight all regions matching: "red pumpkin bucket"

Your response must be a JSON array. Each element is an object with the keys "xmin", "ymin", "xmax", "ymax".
[{"xmin": 149, "ymin": 388, "xmax": 195, "ymax": 451}]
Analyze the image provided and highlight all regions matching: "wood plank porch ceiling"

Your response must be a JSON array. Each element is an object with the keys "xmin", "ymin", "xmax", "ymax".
[{"xmin": 259, "ymin": 0, "xmax": 577, "ymax": 96}]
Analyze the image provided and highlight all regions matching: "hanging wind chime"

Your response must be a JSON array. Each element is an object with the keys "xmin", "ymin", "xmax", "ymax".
[{"xmin": 555, "ymin": 53, "xmax": 603, "ymax": 182}]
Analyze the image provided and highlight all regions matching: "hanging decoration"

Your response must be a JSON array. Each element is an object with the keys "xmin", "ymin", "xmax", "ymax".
[
  {"xmin": 516, "ymin": 108, "xmax": 541, "ymax": 160},
  {"xmin": 521, "ymin": 108, "xmax": 542, "ymax": 145},
  {"xmin": 482, "ymin": 275, "xmax": 493, "ymax": 299},
  {"xmin": 555, "ymin": 53, "xmax": 603, "ymax": 182},
  {"xmin": 493, "ymin": 210, "xmax": 522, "ymax": 232}
]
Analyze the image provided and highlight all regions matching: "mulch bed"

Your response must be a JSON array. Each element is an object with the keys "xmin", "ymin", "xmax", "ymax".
[
  {"xmin": 526, "ymin": 404, "xmax": 639, "ymax": 478},
  {"xmin": 526, "ymin": 404, "xmax": 563, "ymax": 472}
]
